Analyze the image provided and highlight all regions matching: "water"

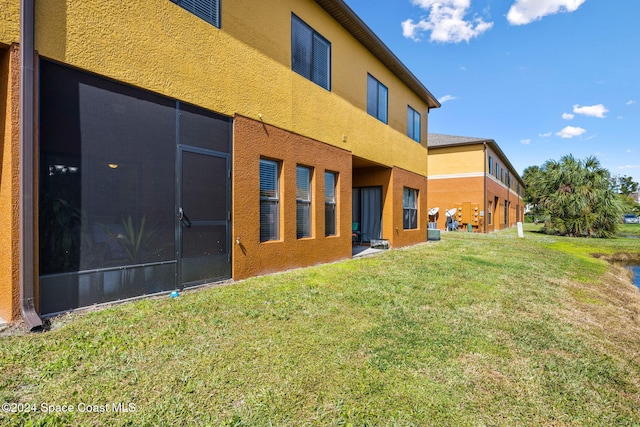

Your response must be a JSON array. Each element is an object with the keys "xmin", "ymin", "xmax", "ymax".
[{"xmin": 629, "ymin": 266, "xmax": 640, "ymax": 289}]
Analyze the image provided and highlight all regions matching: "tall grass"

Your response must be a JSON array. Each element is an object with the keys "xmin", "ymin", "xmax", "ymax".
[{"xmin": 1, "ymin": 225, "xmax": 639, "ymax": 426}]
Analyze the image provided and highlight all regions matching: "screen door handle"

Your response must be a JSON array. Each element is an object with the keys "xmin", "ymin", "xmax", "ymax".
[{"xmin": 179, "ymin": 207, "xmax": 192, "ymax": 228}]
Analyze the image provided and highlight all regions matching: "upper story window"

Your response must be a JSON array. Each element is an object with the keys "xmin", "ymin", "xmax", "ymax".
[
  {"xmin": 171, "ymin": 0, "xmax": 220, "ymax": 28},
  {"xmin": 488, "ymin": 156, "xmax": 493, "ymax": 175},
  {"xmin": 291, "ymin": 14, "xmax": 331, "ymax": 91},
  {"xmin": 407, "ymin": 106, "xmax": 421, "ymax": 142},
  {"xmin": 367, "ymin": 74, "xmax": 388, "ymax": 124}
]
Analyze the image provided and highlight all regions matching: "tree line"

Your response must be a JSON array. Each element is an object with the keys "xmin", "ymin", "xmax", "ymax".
[{"xmin": 522, "ymin": 155, "xmax": 639, "ymax": 238}]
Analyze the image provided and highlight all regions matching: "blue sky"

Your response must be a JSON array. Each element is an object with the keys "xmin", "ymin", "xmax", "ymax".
[{"xmin": 344, "ymin": 0, "xmax": 640, "ymax": 183}]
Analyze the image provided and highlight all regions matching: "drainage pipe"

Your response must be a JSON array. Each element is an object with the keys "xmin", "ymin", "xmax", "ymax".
[{"xmin": 20, "ymin": 0, "xmax": 43, "ymax": 329}]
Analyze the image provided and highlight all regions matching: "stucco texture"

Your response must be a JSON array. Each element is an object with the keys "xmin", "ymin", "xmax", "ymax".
[
  {"xmin": 0, "ymin": 45, "xmax": 20, "ymax": 320},
  {"xmin": 27, "ymin": 0, "xmax": 429, "ymax": 176},
  {"xmin": 352, "ymin": 166, "xmax": 427, "ymax": 248},
  {"xmin": 428, "ymin": 176, "xmax": 484, "ymax": 231},
  {"xmin": 233, "ymin": 115, "xmax": 352, "ymax": 280}
]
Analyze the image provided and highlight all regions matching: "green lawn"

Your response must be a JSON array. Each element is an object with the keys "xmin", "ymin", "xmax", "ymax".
[
  {"xmin": 1, "ymin": 225, "xmax": 639, "ymax": 426},
  {"xmin": 620, "ymin": 223, "xmax": 640, "ymax": 237}
]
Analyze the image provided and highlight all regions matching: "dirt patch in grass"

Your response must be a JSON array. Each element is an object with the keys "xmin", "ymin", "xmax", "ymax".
[
  {"xmin": 593, "ymin": 252, "xmax": 640, "ymax": 264},
  {"xmin": 563, "ymin": 263, "xmax": 640, "ymax": 349}
]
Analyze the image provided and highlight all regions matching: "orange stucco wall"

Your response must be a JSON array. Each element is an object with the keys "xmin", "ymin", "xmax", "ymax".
[
  {"xmin": 427, "ymin": 142, "xmax": 524, "ymax": 233},
  {"xmin": 486, "ymin": 178, "xmax": 523, "ymax": 232},
  {"xmin": 352, "ymin": 166, "xmax": 427, "ymax": 247},
  {"xmin": 232, "ymin": 115, "xmax": 352, "ymax": 280},
  {"xmin": 428, "ymin": 175, "xmax": 523, "ymax": 233},
  {"xmin": 390, "ymin": 167, "xmax": 428, "ymax": 247},
  {"xmin": 428, "ymin": 175, "xmax": 484, "ymax": 231},
  {"xmin": 0, "ymin": 45, "xmax": 20, "ymax": 320},
  {"xmin": 353, "ymin": 165, "xmax": 391, "ymax": 241}
]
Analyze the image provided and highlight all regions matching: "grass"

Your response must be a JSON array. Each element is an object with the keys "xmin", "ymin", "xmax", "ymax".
[{"xmin": 1, "ymin": 224, "xmax": 639, "ymax": 426}]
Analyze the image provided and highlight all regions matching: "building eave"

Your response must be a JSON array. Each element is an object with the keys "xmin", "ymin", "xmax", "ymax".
[
  {"xmin": 428, "ymin": 133, "xmax": 525, "ymax": 187},
  {"xmin": 314, "ymin": 0, "xmax": 440, "ymax": 110}
]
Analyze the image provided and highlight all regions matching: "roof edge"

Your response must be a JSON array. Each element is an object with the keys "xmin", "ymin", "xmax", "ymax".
[
  {"xmin": 314, "ymin": 0, "xmax": 440, "ymax": 110},
  {"xmin": 428, "ymin": 133, "xmax": 525, "ymax": 185}
]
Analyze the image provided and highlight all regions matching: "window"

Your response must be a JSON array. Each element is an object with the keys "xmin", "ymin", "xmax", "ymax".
[
  {"xmin": 403, "ymin": 187, "xmax": 418, "ymax": 230},
  {"xmin": 407, "ymin": 106, "xmax": 421, "ymax": 142},
  {"xmin": 260, "ymin": 159, "xmax": 280, "ymax": 242},
  {"xmin": 325, "ymin": 172, "xmax": 337, "ymax": 236},
  {"xmin": 296, "ymin": 165, "xmax": 312, "ymax": 238},
  {"xmin": 487, "ymin": 200, "xmax": 493, "ymax": 225},
  {"xmin": 291, "ymin": 14, "xmax": 331, "ymax": 90},
  {"xmin": 495, "ymin": 162, "xmax": 500, "ymax": 179},
  {"xmin": 488, "ymin": 156, "xmax": 493, "ymax": 175},
  {"xmin": 171, "ymin": 0, "xmax": 220, "ymax": 28},
  {"xmin": 367, "ymin": 74, "xmax": 388, "ymax": 123},
  {"xmin": 504, "ymin": 200, "xmax": 509, "ymax": 225}
]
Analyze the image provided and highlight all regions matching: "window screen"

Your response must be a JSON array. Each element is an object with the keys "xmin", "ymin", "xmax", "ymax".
[
  {"xmin": 408, "ymin": 106, "xmax": 421, "ymax": 142},
  {"xmin": 260, "ymin": 159, "xmax": 280, "ymax": 242},
  {"xmin": 367, "ymin": 74, "xmax": 388, "ymax": 123},
  {"xmin": 171, "ymin": 0, "xmax": 220, "ymax": 28},
  {"xmin": 292, "ymin": 14, "xmax": 331, "ymax": 90},
  {"xmin": 325, "ymin": 172, "xmax": 337, "ymax": 236},
  {"xmin": 296, "ymin": 165, "xmax": 312, "ymax": 238},
  {"xmin": 403, "ymin": 187, "xmax": 418, "ymax": 230}
]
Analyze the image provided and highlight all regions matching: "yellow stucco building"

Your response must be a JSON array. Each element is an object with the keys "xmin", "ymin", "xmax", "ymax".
[
  {"xmin": 427, "ymin": 134, "xmax": 525, "ymax": 233},
  {"xmin": 0, "ymin": 0, "xmax": 439, "ymax": 324}
]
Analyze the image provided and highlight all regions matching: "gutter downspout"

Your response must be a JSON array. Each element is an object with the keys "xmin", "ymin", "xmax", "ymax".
[
  {"xmin": 507, "ymin": 170, "xmax": 511, "ymax": 228},
  {"xmin": 483, "ymin": 142, "xmax": 487, "ymax": 234},
  {"xmin": 20, "ymin": 0, "xmax": 43, "ymax": 329}
]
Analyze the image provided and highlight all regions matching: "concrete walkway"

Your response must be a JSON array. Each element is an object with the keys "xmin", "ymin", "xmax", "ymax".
[{"xmin": 352, "ymin": 245, "xmax": 385, "ymax": 258}]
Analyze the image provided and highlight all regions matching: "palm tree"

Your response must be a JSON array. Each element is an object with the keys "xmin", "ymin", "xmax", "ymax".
[{"xmin": 531, "ymin": 155, "xmax": 623, "ymax": 238}]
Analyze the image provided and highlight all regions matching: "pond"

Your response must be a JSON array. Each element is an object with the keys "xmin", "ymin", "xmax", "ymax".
[{"xmin": 629, "ymin": 266, "xmax": 640, "ymax": 289}]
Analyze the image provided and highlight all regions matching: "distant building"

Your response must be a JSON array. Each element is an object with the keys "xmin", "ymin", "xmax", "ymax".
[{"xmin": 427, "ymin": 134, "xmax": 525, "ymax": 232}]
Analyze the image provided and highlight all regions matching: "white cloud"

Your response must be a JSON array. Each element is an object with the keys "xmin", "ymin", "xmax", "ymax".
[
  {"xmin": 619, "ymin": 165, "xmax": 640, "ymax": 170},
  {"xmin": 521, "ymin": 139, "xmax": 531, "ymax": 145},
  {"xmin": 556, "ymin": 126, "xmax": 586, "ymax": 139},
  {"xmin": 507, "ymin": 0, "xmax": 587, "ymax": 25},
  {"xmin": 562, "ymin": 113, "xmax": 575, "ymax": 120},
  {"xmin": 573, "ymin": 104, "xmax": 609, "ymax": 118},
  {"xmin": 627, "ymin": 100, "xmax": 637, "ymax": 105},
  {"xmin": 539, "ymin": 132, "xmax": 552, "ymax": 138},
  {"xmin": 438, "ymin": 94, "xmax": 458, "ymax": 103},
  {"xmin": 402, "ymin": 0, "xmax": 493, "ymax": 43}
]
